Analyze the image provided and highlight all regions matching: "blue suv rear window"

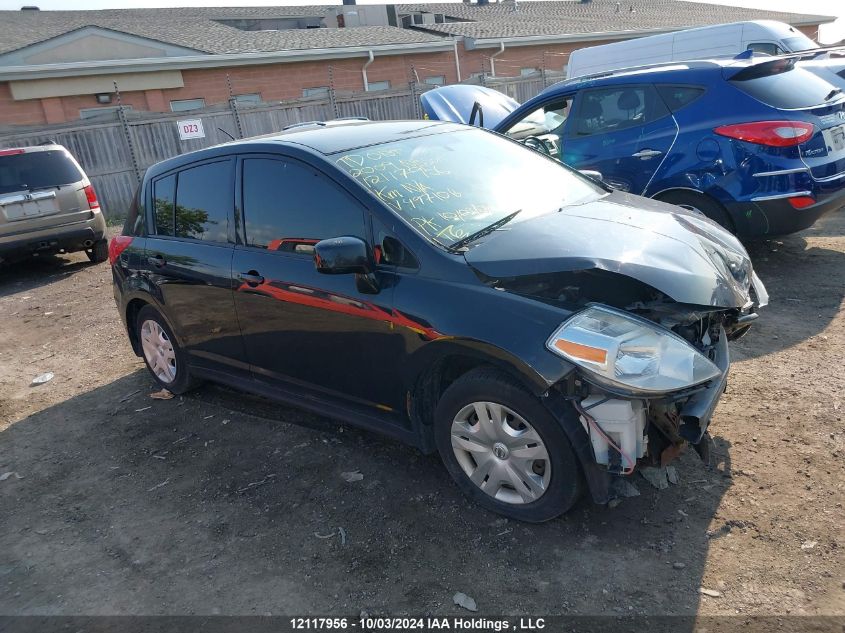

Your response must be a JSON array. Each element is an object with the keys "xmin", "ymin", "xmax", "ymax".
[{"xmin": 730, "ymin": 65, "xmax": 842, "ymax": 109}]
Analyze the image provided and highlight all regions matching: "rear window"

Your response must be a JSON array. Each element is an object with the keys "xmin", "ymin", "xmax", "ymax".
[
  {"xmin": 730, "ymin": 64, "xmax": 841, "ymax": 109},
  {"xmin": 0, "ymin": 149, "xmax": 83, "ymax": 195}
]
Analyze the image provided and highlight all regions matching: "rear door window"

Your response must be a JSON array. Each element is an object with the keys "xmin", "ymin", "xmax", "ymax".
[
  {"xmin": 241, "ymin": 158, "xmax": 365, "ymax": 253},
  {"xmin": 0, "ymin": 149, "xmax": 82, "ymax": 195},
  {"xmin": 570, "ymin": 85, "xmax": 669, "ymax": 137},
  {"xmin": 730, "ymin": 63, "xmax": 842, "ymax": 109},
  {"xmin": 173, "ymin": 160, "xmax": 232, "ymax": 243}
]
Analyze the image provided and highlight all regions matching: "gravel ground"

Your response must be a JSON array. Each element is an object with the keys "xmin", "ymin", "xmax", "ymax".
[{"xmin": 0, "ymin": 215, "xmax": 843, "ymax": 617}]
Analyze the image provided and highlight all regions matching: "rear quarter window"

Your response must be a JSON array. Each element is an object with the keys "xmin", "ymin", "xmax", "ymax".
[
  {"xmin": 730, "ymin": 65, "xmax": 840, "ymax": 109},
  {"xmin": 0, "ymin": 149, "xmax": 83, "ymax": 195},
  {"xmin": 123, "ymin": 183, "xmax": 145, "ymax": 236},
  {"xmin": 656, "ymin": 85, "xmax": 706, "ymax": 112}
]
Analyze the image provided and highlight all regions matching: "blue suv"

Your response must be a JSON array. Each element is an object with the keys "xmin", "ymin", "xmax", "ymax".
[{"xmin": 422, "ymin": 56, "xmax": 845, "ymax": 238}]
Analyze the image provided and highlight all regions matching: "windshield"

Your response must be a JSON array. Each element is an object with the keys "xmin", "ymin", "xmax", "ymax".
[
  {"xmin": 0, "ymin": 150, "xmax": 82, "ymax": 195},
  {"xmin": 335, "ymin": 128, "xmax": 602, "ymax": 249}
]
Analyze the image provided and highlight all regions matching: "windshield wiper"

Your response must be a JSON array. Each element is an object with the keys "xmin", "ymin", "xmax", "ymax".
[{"xmin": 448, "ymin": 209, "xmax": 521, "ymax": 253}]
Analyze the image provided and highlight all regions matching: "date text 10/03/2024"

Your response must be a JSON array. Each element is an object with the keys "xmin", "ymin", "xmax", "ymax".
[{"xmin": 290, "ymin": 618, "xmax": 546, "ymax": 631}]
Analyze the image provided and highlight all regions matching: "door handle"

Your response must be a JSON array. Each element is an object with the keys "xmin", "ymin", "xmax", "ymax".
[
  {"xmin": 239, "ymin": 271, "xmax": 265, "ymax": 286},
  {"xmin": 148, "ymin": 254, "xmax": 166, "ymax": 268},
  {"xmin": 632, "ymin": 149, "xmax": 663, "ymax": 159}
]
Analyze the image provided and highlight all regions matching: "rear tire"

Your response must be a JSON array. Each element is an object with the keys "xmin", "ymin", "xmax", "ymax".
[
  {"xmin": 656, "ymin": 190, "xmax": 736, "ymax": 234},
  {"xmin": 86, "ymin": 239, "xmax": 108, "ymax": 263},
  {"xmin": 434, "ymin": 367, "xmax": 582, "ymax": 523},
  {"xmin": 135, "ymin": 305, "xmax": 199, "ymax": 395}
]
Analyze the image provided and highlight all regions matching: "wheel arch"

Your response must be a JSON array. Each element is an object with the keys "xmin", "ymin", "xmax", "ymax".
[
  {"xmin": 652, "ymin": 187, "xmax": 737, "ymax": 233},
  {"xmin": 405, "ymin": 339, "xmax": 563, "ymax": 451},
  {"xmin": 123, "ymin": 293, "xmax": 185, "ymax": 357},
  {"xmin": 125, "ymin": 297, "xmax": 149, "ymax": 356}
]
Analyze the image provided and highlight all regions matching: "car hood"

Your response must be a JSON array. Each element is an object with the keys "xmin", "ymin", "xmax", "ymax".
[
  {"xmin": 420, "ymin": 84, "xmax": 518, "ymax": 129},
  {"xmin": 463, "ymin": 191, "xmax": 766, "ymax": 309}
]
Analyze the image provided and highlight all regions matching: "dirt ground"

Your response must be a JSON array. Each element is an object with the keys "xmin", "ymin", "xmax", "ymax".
[{"xmin": 0, "ymin": 214, "xmax": 843, "ymax": 618}]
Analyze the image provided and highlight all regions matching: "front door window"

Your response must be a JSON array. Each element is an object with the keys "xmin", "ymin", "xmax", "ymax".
[{"xmin": 501, "ymin": 97, "xmax": 573, "ymax": 160}]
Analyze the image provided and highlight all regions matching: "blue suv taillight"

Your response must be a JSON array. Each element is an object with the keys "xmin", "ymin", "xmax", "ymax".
[{"xmin": 714, "ymin": 121, "xmax": 815, "ymax": 147}]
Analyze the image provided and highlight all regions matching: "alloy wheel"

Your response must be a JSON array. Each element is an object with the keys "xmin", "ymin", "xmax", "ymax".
[{"xmin": 450, "ymin": 401, "xmax": 551, "ymax": 504}]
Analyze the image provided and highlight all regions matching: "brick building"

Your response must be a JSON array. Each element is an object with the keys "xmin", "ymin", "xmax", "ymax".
[{"xmin": 0, "ymin": 1, "xmax": 833, "ymax": 127}]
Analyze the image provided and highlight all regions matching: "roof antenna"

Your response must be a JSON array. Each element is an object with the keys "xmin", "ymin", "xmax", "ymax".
[{"xmin": 217, "ymin": 128, "xmax": 235, "ymax": 141}]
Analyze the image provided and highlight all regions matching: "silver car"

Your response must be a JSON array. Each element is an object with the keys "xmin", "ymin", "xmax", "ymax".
[{"xmin": 0, "ymin": 144, "xmax": 107, "ymax": 263}]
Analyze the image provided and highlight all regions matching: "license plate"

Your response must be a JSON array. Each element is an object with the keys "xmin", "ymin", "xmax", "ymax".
[
  {"xmin": 822, "ymin": 123, "xmax": 845, "ymax": 154},
  {"xmin": 0, "ymin": 191, "xmax": 59, "ymax": 221}
]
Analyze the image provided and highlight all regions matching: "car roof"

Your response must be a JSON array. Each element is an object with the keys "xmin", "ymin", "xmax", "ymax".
[
  {"xmin": 247, "ymin": 119, "xmax": 463, "ymax": 154},
  {"xmin": 146, "ymin": 119, "xmax": 467, "ymax": 176}
]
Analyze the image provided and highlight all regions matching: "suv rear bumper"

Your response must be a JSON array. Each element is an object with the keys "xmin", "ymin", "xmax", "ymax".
[
  {"xmin": 727, "ymin": 180, "xmax": 845, "ymax": 238},
  {"xmin": 0, "ymin": 214, "xmax": 106, "ymax": 261}
]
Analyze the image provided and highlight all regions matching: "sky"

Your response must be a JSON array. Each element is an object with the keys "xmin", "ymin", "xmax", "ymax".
[{"xmin": 0, "ymin": 0, "xmax": 842, "ymax": 42}]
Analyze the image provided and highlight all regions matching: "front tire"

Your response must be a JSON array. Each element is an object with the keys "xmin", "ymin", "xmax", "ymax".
[
  {"xmin": 135, "ymin": 305, "xmax": 198, "ymax": 394},
  {"xmin": 434, "ymin": 367, "xmax": 582, "ymax": 523}
]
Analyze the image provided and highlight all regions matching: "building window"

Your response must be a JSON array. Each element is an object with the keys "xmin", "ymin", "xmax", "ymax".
[
  {"xmin": 79, "ymin": 105, "xmax": 133, "ymax": 120},
  {"xmin": 366, "ymin": 80, "xmax": 391, "ymax": 92},
  {"xmin": 302, "ymin": 87, "xmax": 330, "ymax": 98},
  {"xmin": 520, "ymin": 67, "xmax": 540, "ymax": 77},
  {"xmin": 234, "ymin": 93, "xmax": 261, "ymax": 104},
  {"xmin": 424, "ymin": 75, "xmax": 445, "ymax": 86},
  {"xmin": 170, "ymin": 98, "xmax": 206, "ymax": 112}
]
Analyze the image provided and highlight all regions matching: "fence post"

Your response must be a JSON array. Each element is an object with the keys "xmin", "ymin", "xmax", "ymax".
[
  {"xmin": 541, "ymin": 52, "xmax": 548, "ymax": 89},
  {"xmin": 328, "ymin": 66, "xmax": 340, "ymax": 119},
  {"xmin": 226, "ymin": 74, "xmax": 245, "ymax": 139},
  {"xmin": 409, "ymin": 64, "xmax": 420, "ymax": 119},
  {"xmin": 114, "ymin": 81, "xmax": 141, "ymax": 184}
]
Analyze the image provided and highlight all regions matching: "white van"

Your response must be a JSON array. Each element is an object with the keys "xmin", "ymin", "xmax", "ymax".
[{"xmin": 566, "ymin": 20, "xmax": 819, "ymax": 79}]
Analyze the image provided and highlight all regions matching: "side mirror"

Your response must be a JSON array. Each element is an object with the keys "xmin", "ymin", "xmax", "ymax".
[
  {"xmin": 579, "ymin": 169, "xmax": 605, "ymax": 183},
  {"xmin": 314, "ymin": 236, "xmax": 372, "ymax": 275}
]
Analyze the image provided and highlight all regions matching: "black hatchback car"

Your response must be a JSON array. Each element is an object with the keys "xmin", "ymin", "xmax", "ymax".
[{"xmin": 112, "ymin": 120, "xmax": 768, "ymax": 522}]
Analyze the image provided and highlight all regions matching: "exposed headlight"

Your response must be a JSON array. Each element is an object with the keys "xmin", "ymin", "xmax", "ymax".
[{"xmin": 546, "ymin": 305, "xmax": 722, "ymax": 395}]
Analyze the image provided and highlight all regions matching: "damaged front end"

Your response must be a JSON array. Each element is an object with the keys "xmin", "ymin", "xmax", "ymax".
[
  {"xmin": 462, "ymin": 194, "xmax": 769, "ymax": 503},
  {"xmin": 551, "ymin": 303, "xmax": 732, "ymax": 475},
  {"xmin": 537, "ymin": 300, "xmax": 743, "ymax": 503}
]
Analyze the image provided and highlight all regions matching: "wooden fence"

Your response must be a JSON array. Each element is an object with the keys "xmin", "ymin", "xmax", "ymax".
[{"xmin": 0, "ymin": 72, "xmax": 565, "ymax": 219}]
